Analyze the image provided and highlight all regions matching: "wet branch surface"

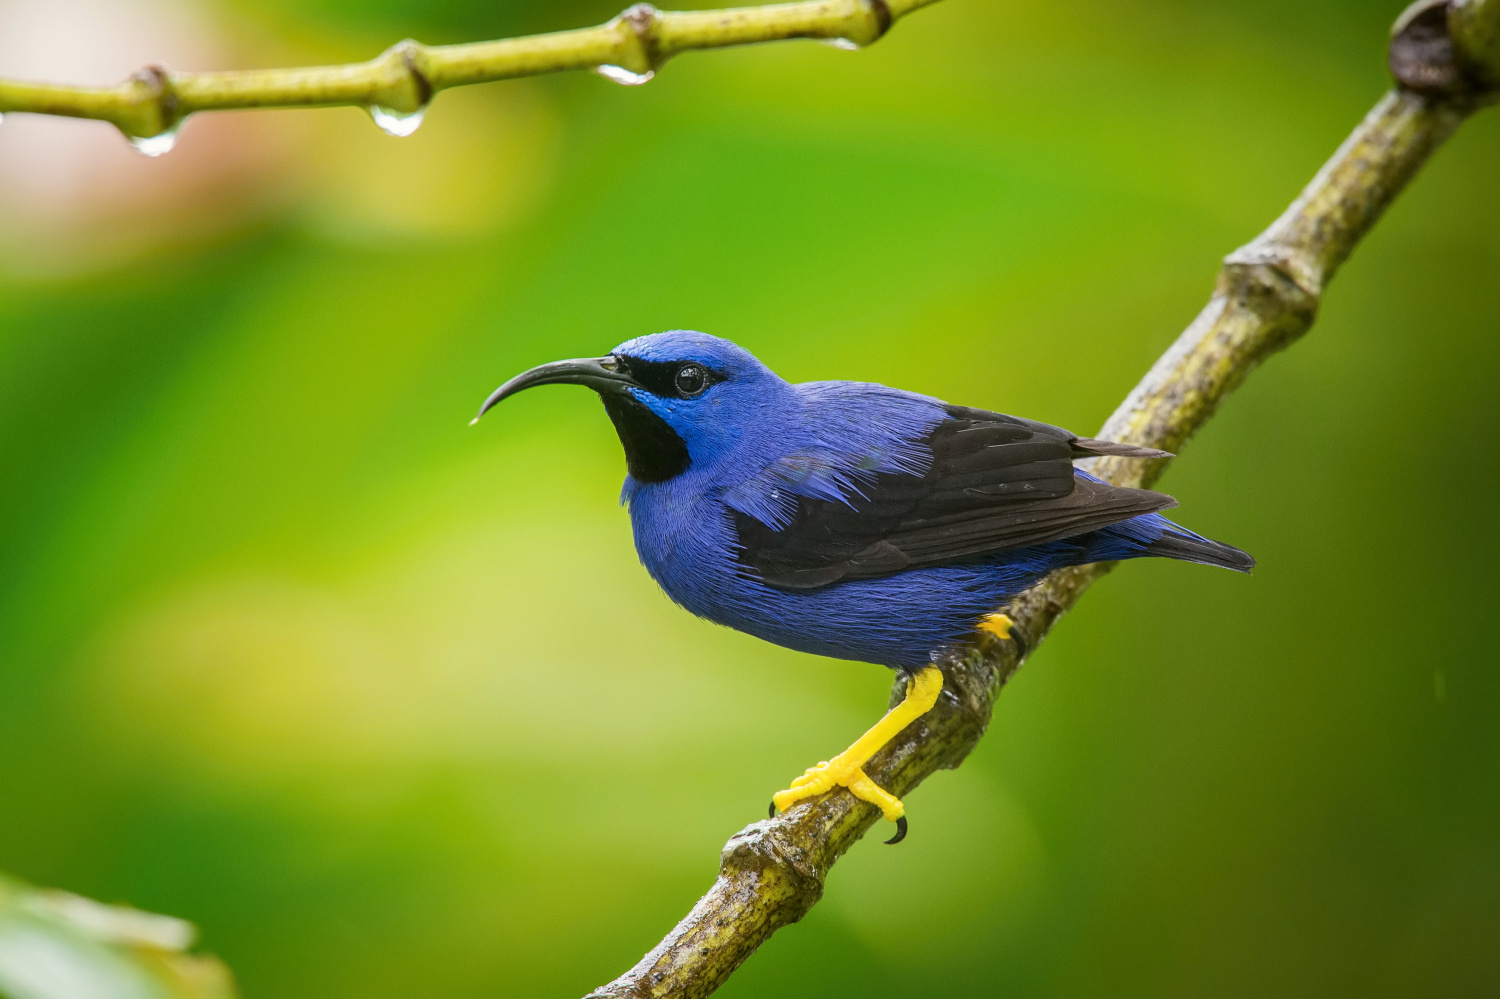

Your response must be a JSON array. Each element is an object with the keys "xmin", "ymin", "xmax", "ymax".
[
  {"xmin": 0, "ymin": 0, "xmax": 940, "ymax": 141},
  {"xmin": 584, "ymin": 2, "xmax": 1498, "ymax": 997}
]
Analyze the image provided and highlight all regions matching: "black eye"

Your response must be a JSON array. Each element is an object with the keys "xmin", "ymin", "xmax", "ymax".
[{"xmin": 674, "ymin": 363, "xmax": 709, "ymax": 397}]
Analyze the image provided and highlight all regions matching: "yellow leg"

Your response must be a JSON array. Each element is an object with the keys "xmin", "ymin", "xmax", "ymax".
[{"xmin": 771, "ymin": 666, "xmax": 943, "ymax": 841}]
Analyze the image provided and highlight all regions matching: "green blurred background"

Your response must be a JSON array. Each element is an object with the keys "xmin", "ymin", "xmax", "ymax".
[{"xmin": 0, "ymin": 0, "xmax": 1497, "ymax": 995}]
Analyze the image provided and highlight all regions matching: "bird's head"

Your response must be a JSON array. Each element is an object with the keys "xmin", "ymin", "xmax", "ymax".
[{"xmin": 473, "ymin": 330, "xmax": 791, "ymax": 483}]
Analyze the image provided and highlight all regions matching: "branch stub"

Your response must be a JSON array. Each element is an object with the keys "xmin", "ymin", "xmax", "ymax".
[{"xmin": 1391, "ymin": 0, "xmax": 1500, "ymax": 97}]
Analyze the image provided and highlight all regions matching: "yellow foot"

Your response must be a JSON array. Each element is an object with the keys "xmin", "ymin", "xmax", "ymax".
[
  {"xmin": 769, "ymin": 666, "xmax": 943, "ymax": 845},
  {"xmin": 773, "ymin": 754, "xmax": 903, "ymax": 818},
  {"xmin": 978, "ymin": 612, "xmax": 1014, "ymax": 641}
]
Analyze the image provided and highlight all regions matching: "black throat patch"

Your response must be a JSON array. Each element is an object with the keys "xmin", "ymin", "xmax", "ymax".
[{"xmin": 599, "ymin": 393, "xmax": 690, "ymax": 483}]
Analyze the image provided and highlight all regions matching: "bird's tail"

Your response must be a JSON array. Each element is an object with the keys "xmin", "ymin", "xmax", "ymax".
[{"xmin": 1145, "ymin": 528, "xmax": 1255, "ymax": 573}]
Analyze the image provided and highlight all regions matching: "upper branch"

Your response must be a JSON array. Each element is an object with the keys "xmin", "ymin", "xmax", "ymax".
[
  {"xmin": 584, "ymin": 2, "xmax": 1499, "ymax": 997},
  {"xmin": 0, "ymin": 0, "xmax": 942, "ymax": 141}
]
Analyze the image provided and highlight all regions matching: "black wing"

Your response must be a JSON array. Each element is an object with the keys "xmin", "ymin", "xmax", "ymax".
[{"xmin": 733, "ymin": 405, "xmax": 1175, "ymax": 590}]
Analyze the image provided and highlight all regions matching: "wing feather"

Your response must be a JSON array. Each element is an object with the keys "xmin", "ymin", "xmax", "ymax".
[{"xmin": 733, "ymin": 405, "xmax": 1175, "ymax": 590}]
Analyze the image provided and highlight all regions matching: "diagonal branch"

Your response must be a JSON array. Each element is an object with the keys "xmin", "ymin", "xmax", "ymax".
[
  {"xmin": 584, "ymin": 2, "xmax": 1498, "ymax": 997},
  {"xmin": 0, "ymin": 0, "xmax": 941, "ymax": 142}
]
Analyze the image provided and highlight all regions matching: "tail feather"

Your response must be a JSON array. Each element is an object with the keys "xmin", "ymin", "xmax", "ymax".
[
  {"xmin": 1072, "ymin": 437, "xmax": 1174, "ymax": 460},
  {"xmin": 1146, "ymin": 530, "xmax": 1255, "ymax": 573}
]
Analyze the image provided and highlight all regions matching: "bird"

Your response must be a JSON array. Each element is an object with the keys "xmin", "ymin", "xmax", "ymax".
[{"xmin": 472, "ymin": 330, "xmax": 1252, "ymax": 844}]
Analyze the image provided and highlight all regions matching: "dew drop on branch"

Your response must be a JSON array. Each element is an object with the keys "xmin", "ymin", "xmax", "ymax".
[
  {"xmin": 595, "ymin": 65, "xmax": 655, "ymax": 86},
  {"xmin": 821, "ymin": 38, "xmax": 861, "ymax": 50},
  {"xmin": 368, "ymin": 105, "xmax": 426, "ymax": 137},
  {"xmin": 128, "ymin": 123, "xmax": 183, "ymax": 157}
]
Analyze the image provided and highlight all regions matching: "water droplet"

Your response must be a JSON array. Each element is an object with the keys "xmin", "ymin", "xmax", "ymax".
[
  {"xmin": 822, "ymin": 37, "xmax": 861, "ymax": 50},
  {"xmin": 128, "ymin": 122, "xmax": 182, "ymax": 157},
  {"xmin": 595, "ymin": 65, "xmax": 655, "ymax": 86},
  {"xmin": 369, "ymin": 105, "xmax": 426, "ymax": 137}
]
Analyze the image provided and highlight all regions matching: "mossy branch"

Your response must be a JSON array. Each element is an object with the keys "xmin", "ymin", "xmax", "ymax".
[
  {"xmin": 0, "ymin": 0, "xmax": 940, "ymax": 141},
  {"xmin": 583, "ymin": 3, "xmax": 1499, "ymax": 997}
]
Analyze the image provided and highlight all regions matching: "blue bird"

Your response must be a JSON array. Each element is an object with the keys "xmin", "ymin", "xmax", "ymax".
[{"xmin": 474, "ymin": 330, "xmax": 1251, "ymax": 843}]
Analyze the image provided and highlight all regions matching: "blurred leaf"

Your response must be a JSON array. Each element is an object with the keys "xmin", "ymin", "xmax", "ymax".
[{"xmin": 0, "ymin": 874, "xmax": 237, "ymax": 999}]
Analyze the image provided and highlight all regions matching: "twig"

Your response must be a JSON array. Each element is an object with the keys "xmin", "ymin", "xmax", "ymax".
[
  {"xmin": 0, "ymin": 0, "xmax": 941, "ymax": 142},
  {"xmin": 583, "ymin": 2, "xmax": 1499, "ymax": 997}
]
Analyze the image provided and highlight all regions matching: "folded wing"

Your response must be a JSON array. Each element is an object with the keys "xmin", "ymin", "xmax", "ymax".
[{"xmin": 732, "ymin": 405, "xmax": 1176, "ymax": 590}]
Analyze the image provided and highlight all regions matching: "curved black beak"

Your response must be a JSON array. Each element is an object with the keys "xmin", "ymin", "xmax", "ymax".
[{"xmin": 470, "ymin": 356, "xmax": 636, "ymax": 425}]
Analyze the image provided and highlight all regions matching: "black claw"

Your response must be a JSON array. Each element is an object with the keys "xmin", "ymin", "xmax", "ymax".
[
  {"xmin": 884, "ymin": 816, "xmax": 908, "ymax": 845},
  {"xmin": 768, "ymin": 801, "xmax": 777, "ymax": 819},
  {"xmin": 1009, "ymin": 623, "xmax": 1030, "ymax": 660}
]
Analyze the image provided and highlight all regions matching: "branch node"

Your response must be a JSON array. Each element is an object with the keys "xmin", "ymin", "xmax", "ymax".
[
  {"xmin": 612, "ymin": 3, "xmax": 664, "ymax": 74},
  {"xmin": 124, "ymin": 65, "xmax": 180, "ymax": 138},
  {"xmin": 399, "ymin": 41, "xmax": 435, "ymax": 108},
  {"xmin": 725, "ymin": 821, "xmax": 818, "ymax": 888},
  {"xmin": 1219, "ymin": 245, "xmax": 1321, "ymax": 322},
  {"xmin": 372, "ymin": 39, "xmax": 436, "ymax": 113},
  {"xmin": 835, "ymin": 0, "xmax": 894, "ymax": 46},
  {"xmin": 1392, "ymin": 0, "xmax": 1466, "ymax": 93},
  {"xmin": 1391, "ymin": 0, "xmax": 1500, "ymax": 97},
  {"xmin": 866, "ymin": 0, "xmax": 895, "ymax": 41}
]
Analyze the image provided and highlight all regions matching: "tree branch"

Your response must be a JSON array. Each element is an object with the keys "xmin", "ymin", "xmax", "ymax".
[
  {"xmin": 0, "ymin": 0, "xmax": 941, "ymax": 142},
  {"xmin": 584, "ymin": 3, "xmax": 1499, "ymax": 997}
]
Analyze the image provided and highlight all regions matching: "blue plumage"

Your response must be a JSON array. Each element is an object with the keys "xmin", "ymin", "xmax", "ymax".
[{"xmin": 477, "ymin": 330, "xmax": 1252, "ymax": 671}]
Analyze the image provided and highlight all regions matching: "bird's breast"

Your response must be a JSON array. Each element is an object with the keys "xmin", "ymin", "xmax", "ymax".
[{"xmin": 626, "ymin": 481, "xmax": 743, "ymax": 620}]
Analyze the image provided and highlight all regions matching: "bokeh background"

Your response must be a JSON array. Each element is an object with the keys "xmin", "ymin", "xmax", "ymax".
[{"xmin": 1, "ymin": 0, "xmax": 1497, "ymax": 995}]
